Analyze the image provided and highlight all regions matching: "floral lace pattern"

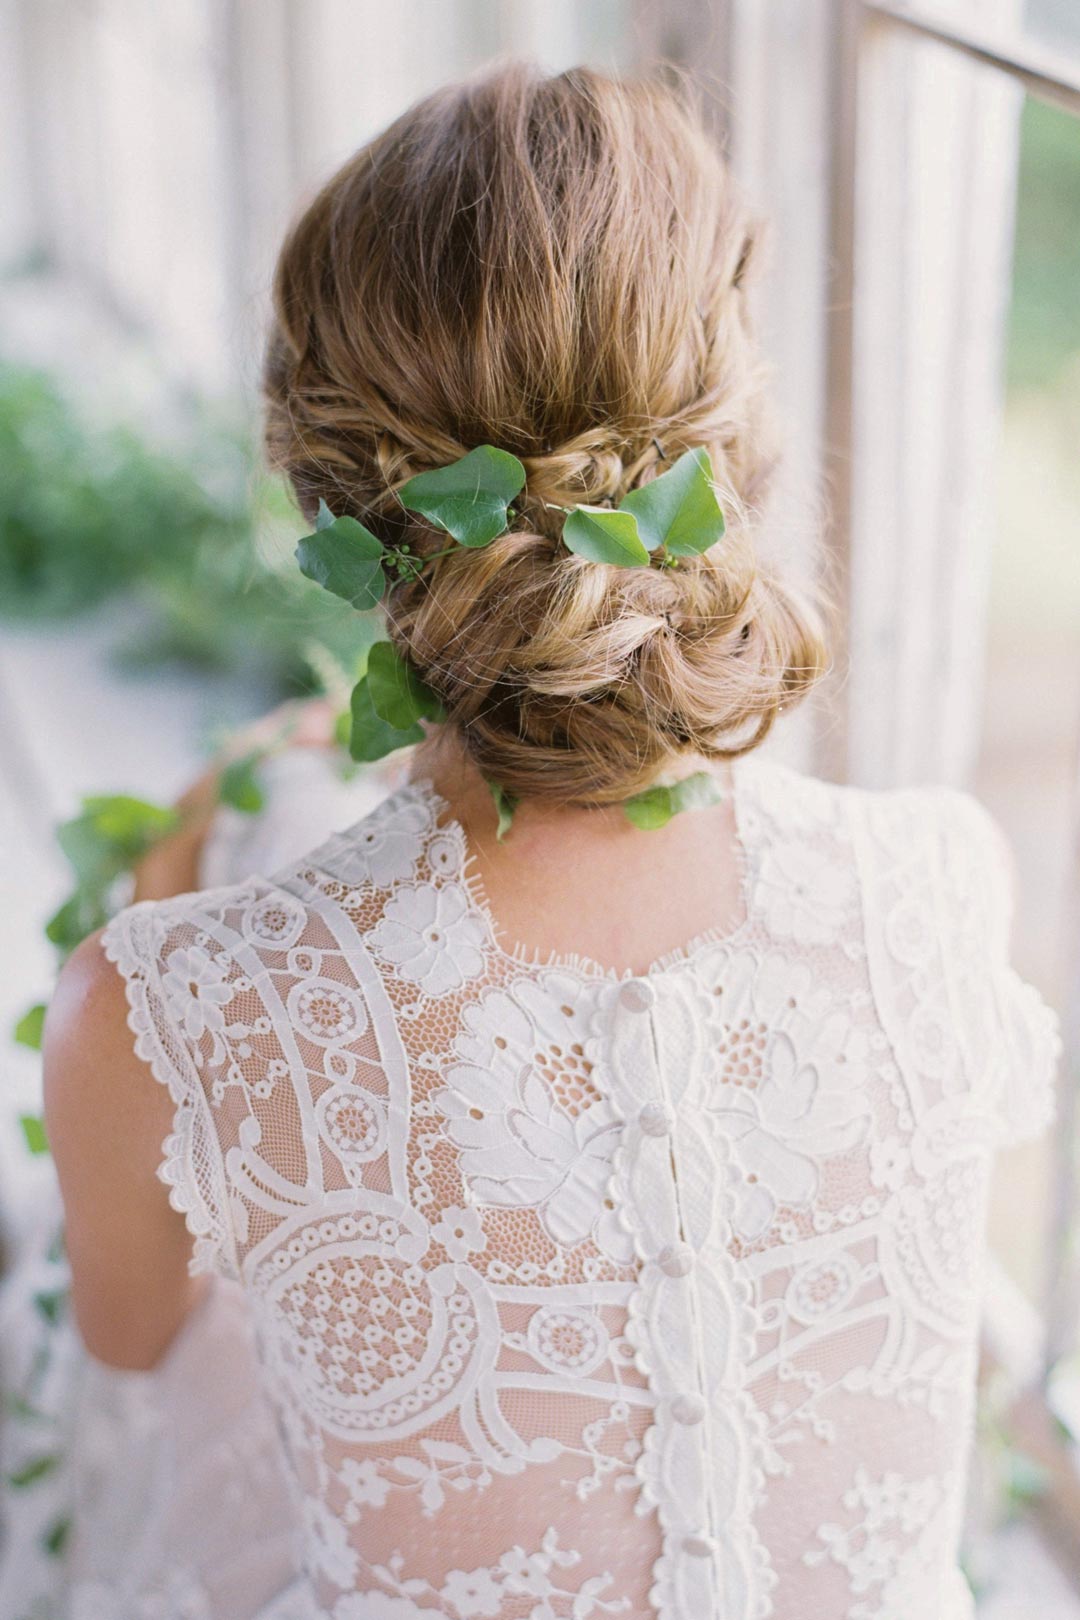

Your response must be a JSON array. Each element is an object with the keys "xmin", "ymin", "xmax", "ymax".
[{"xmin": 102, "ymin": 761, "xmax": 1060, "ymax": 1620}]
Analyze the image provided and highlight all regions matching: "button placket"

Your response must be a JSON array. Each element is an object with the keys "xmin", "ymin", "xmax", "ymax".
[
  {"xmin": 638, "ymin": 1100, "xmax": 673, "ymax": 1137},
  {"xmin": 644, "ymin": 976, "xmax": 722, "ymax": 1590},
  {"xmin": 612, "ymin": 974, "xmax": 726, "ymax": 1608}
]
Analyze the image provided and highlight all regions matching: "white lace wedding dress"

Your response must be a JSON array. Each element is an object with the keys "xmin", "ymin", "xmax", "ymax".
[{"xmin": 94, "ymin": 754, "xmax": 1058, "ymax": 1620}]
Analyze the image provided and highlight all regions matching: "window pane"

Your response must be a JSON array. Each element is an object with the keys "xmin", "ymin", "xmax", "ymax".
[
  {"xmin": 978, "ymin": 93, "xmax": 1080, "ymax": 1309},
  {"xmin": 1025, "ymin": 0, "xmax": 1080, "ymax": 61},
  {"xmin": 877, "ymin": 0, "xmax": 1080, "ymax": 77}
]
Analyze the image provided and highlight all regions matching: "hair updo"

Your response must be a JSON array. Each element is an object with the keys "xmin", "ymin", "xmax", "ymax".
[{"xmin": 264, "ymin": 62, "xmax": 828, "ymax": 805}]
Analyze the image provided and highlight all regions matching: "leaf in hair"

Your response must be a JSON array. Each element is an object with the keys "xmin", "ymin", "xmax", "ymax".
[
  {"xmin": 618, "ymin": 447, "xmax": 725, "ymax": 557},
  {"xmin": 348, "ymin": 677, "xmax": 426, "ymax": 762},
  {"xmin": 488, "ymin": 780, "xmax": 518, "ymax": 842},
  {"xmin": 296, "ymin": 512, "xmax": 387, "ymax": 610},
  {"xmin": 561, "ymin": 506, "xmax": 650, "ymax": 567},
  {"xmin": 398, "ymin": 445, "xmax": 526, "ymax": 548},
  {"xmin": 622, "ymin": 770, "xmax": 727, "ymax": 830},
  {"xmin": 366, "ymin": 640, "xmax": 445, "ymax": 730}
]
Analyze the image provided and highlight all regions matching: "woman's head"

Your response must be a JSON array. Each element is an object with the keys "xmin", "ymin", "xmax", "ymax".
[{"xmin": 264, "ymin": 62, "xmax": 827, "ymax": 804}]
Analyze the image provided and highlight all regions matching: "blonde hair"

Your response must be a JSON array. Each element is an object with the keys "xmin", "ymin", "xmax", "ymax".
[{"xmin": 264, "ymin": 62, "xmax": 828, "ymax": 804}]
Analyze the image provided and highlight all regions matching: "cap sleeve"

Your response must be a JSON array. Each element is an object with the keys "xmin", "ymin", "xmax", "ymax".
[
  {"xmin": 935, "ymin": 789, "xmax": 1061, "ymax": 1145},
  {"xmin": 102, "ymin": 893, "xmax": 240, "ymax": 1278}
]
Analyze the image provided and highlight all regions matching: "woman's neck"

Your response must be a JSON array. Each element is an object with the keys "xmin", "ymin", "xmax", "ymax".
[{"xmin": 409, "ymin": 727, "xmax": 742, "ymax": 975}]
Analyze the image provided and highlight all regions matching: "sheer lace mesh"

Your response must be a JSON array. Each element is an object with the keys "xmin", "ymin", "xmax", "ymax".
[{"xmin": 102, "ymin": 759, "xmax": 1060, "ymax": 1620}]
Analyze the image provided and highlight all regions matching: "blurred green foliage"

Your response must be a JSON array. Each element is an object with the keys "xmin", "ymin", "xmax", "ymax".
[
  {"xmin": 1008, "ymin": 96, "xmax": 1080, "ymax": 387},
  {"xmin": 0, "ymin": 363, "xmax": 376, "ymax": 690}
]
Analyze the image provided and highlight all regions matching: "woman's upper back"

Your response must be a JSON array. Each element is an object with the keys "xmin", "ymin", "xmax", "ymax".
[{"xmin": 99, "ymin": 758, "xmax": 1058, "ymax": 1620}]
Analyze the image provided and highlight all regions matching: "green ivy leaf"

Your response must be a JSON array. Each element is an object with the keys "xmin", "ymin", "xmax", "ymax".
[
  {"xmin": 621, "ymin": 787, "xmax": 674, "ymax": 830},
  {"xmin": 489, "ymin": 781, "xmax": 518, "ymax": 842},
  {"xmin": 398, "ymin": 445, "xmax": 525, "ymax": 548},
  {"xmin": 14, "ymin": 1004, "xmax": 46, "ymax": 1051},
  {"xmin": 43, "ymin": 1516, "xmax": 72, "ymax": 1557},
  {"xmin": 4, "ymin": 1392, "xmax": 49, "ymax": 1423},
  {"xmin": 55, "ymin": 817, "xmax": 120, "ymax": 891},
  {"xmin": 19, "ymin": 1115, "xmax": 49, "ymax": 1155},
  {"xmin": 1004, "ymin": 1449, "xmax": 1050, "ymax": 1510},
  {"xmin": 7, "ymin": 1453, "xmax": 60, "ymax": 1489},
  {"xmin": 44, "ymin": 891, "xmax": 109, "ymax": 956},
  {"xmin": 348, "ymin": 677, "xmax": 425, "ymax": 763},
  {"xmin": 366, "ymin": 640, "xmax": 444, "ymax": 730},
  {"xmin": 561, "ymin": 506, "xmax": 650, "ymax": 566},
  {"xmin": 296, "ymin": 513, "xmax": 386, "ymax": 609},
  {"xmin": 81, "ymin": 795, "xmax": 178, "ymax": 852},
  {"xmin": 622, "ymin": 770, "xmax": 727, "ymax": 830},
  {"xmin": 618, "ymin": 447, "xmax": 726, "ymax": 556},
  {"xmin": 32, "ymin": 1290, "xmax": 66, "ymax": 1327},
  {"xmin": 45, "ymin": 795, "xmax": 180, "ymax": 962},
  {"xmin": 55, "ymin": 797, "xmax": 179, "ymax": 891},
  {"xmin": 218, "ymin": 754, "xmax": 266, "ymax": 815}
]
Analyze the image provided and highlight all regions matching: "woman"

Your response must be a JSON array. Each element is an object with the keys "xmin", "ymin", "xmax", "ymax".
[{"xmin": 43, "ymin": 63, "xmax": 1059, "ymax": 1620}]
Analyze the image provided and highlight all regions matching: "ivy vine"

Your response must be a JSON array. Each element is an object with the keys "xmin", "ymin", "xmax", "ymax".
[{"xmin": 295, "ymin": 443, "xmax": 729, "ymax": 835}]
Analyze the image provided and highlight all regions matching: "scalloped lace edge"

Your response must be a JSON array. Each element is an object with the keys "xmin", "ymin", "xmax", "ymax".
[{"xmin": 102, "ymin": 908, "xmax": 235, "ymax": 1279}]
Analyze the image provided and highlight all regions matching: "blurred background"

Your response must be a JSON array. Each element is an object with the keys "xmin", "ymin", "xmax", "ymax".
[{"xmin": 0, "ymin": 1, "xmax": 1078, "ymax": 1614}]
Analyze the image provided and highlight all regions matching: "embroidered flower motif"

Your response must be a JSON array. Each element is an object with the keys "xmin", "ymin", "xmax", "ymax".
[
  {"xmin": 290, "ymin": 979, "xmax": 368, "ymax": 1044},
  {"xmin": 431, "ymin": 1204, "xmax": 487, "ymax": 1262},
  {"xmin": 435, "ymin": 977, "xmax": 630, "ymax": 1260},
  {"xmin": 318, "ymin": 1090, "xmax": 386, "ymax": 1165},
  {"xmin": 328, "ymin": 792, "xmax": 433, "ymax": 887},
  {"xmin": 526, "ymin": 1305, "xmax": 609, "ymax": 1375},
  {"xmin": 439, "ymin": 1567, "xmax": 502, "ymax": 1617},
  {"xmin": 708, "ymin": 950, "xmax": 871, "ymax": 1240},
  {"xmin": 499, "ymin": 1530, "xmax": 580, "ymax": 1598},
  {"xmin": 785, "ymin": 1253, "xmax": 861, "ymax": 1325},
  {"xmin": 870, "ymin": 1136, "xmax": 910, "ymax": 1192},
  {"xmin": 242, "ymin": 891, "xmax": 306, "ymax": 950},
  {"xmin": 753, "ymin": 841, "xmax": 856, "ymax": 946},
  {"xmin": 161, "ymin": 946, "xmax": 234, "ymax": 1045},
  {"xmin": 368, "ymin": 882, "xmax": 487, "ymax": 997},
  {"xmin": 338, "ymin": 1456, "xmax": 390, "ymax": 1511},
  {"xmin": 805, "ymin": 1467, "xmax": 950, "ymax": 1619}
]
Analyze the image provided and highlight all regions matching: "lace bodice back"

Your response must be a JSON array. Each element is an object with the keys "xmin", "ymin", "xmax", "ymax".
[{"xmin": 103, "ymin": 759, "xmax": 1059, "ymax": 1620}]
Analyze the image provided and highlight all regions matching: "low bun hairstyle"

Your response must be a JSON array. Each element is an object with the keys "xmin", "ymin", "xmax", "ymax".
[{"xmin": 264, "ymin": 62, "xmax": 828, "ymax": 805}]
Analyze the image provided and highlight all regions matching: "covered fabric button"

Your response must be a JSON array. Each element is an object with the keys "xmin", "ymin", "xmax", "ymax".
[
  {"xmin": 638, "ymin": 1101, "xmax": 672, "ymax": 1137},
  {"xmin": 657, "ymin": 1242, "xmax": 693, "ymax": 1277},
  {"xmin": 618, "ymin": 978, "xmax": 656, "ymax": 1013},
  {"xmin": 671, "ymin": 1393, "xmax": 706, "ymax": 1425},
  {"xmin": 682, "ymin": 1534, "xmax": 716, "ymax": 1558}
]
